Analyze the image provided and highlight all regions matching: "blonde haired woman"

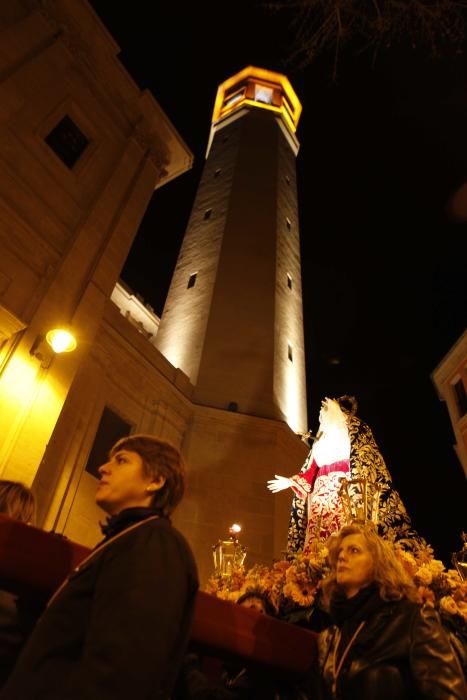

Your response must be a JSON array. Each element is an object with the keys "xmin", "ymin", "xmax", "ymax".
[
  {"xmin": 318, "ymin": 524, "xmax": 466, "ymax": 699},
  {"xmin": 0, "ymin": 481, "xmax": 35, "ymax": 524}
]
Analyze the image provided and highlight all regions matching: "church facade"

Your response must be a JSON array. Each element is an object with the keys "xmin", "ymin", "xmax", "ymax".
[{"xmin": 0, "ymin": 2, "xmax": 308, "ymax": 582}]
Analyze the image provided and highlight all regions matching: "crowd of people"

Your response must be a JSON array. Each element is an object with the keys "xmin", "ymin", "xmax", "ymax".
[{"xmin": 0, "ymin": 433, "xmax": 465, "ymax": 699}]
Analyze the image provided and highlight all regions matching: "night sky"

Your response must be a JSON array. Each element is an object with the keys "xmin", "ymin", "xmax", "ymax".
[{"xmin": 89, "ymin": 1, "xmax": 466, "ymax": 564}]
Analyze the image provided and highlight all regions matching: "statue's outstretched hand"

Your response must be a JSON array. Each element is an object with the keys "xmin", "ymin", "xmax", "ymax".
[{"xmin": 267, "ymin": 475, "xmax": 293, "ymax": 493}]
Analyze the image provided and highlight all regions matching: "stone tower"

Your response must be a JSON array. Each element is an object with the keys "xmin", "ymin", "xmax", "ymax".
[
  {"xmin": 156, "ymin": 67, "xmax": 309, "ymax": 581},
  {"xmin": 156, "ymin": 66, "xmax": 307, "ymax": 433}
]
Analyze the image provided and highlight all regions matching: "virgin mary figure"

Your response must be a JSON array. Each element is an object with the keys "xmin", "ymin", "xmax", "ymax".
[{"xmin": 268, "ymin": 395, "xmax": 424, "ymax": 555}]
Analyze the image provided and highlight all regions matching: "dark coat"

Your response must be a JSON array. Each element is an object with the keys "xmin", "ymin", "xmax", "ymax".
[
  {"xmin": 319, "ymin": 597, "xmax": 467, "ymax": 700},
  {"xmin": 0, "ymin": 514, "xmax": 199, "ymax": 700},
  {"xmin": 0, "ymin": 591, "xmax": 22, "ymax": 689},
  {"xmin": 0, "ymin": 590, "xmax": 43, "ymax": 689}
]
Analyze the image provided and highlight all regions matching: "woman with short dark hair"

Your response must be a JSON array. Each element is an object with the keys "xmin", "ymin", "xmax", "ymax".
[
  {"xmin": 108, "ymin": 434, "xmax": 185, "ymax": 517},
  {"xmin": 318, "ymin": 524, "xmax": 466, "ymax": 699},
  {"xmin": 2, "ymin": 435, "xmax": 199, "ymax": 700}
]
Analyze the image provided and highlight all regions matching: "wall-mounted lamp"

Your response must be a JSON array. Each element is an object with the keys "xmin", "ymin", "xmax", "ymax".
[
  {"xmin": 30, "ymin": 328, "xmax": 77, "ymax": 368},
  {"xmin": 45, "ymin": 329, "xmax": 77, "ymax": 354}
]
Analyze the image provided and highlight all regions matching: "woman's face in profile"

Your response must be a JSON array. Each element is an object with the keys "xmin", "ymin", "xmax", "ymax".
[{"xmin": 96, "ymin": 449, "xmax": 164, "ymax": 515}]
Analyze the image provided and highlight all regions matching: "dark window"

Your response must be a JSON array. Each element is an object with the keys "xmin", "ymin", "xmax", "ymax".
[
  {"xmin": 45, "ymin": 115, "xmax": 89, "ymax": 168},
  {"xmin": 286, "ymin": 217, "xmax": 292, "ymax": 231},
  {"xmin": 85, "ymin": 406, "xmax": 132, "ymax": 479},
  {"xmin": 203, "ymin": 209, "xmax": 212, "ymax": 221},
  {"xmin": 214, "ymin": 169, "xmax": 221, "ymax": 177},
  {"xmin": 287, "ymin": 274, "xmax": 293, "ymax": 290},
  {"xmin": 285, "ymin": 175, "xmax": 290, "ymax": 185},
  {"xmin": 187, "ymin": 273, "xmax": 197, "ymax": 289},
  {"xmin": 454, "ymin": 379, "xmax": 467, "ymax": 417},
  {"xmin": 288, "ymin": 344, "xmax": 293, "ymax": 362}
]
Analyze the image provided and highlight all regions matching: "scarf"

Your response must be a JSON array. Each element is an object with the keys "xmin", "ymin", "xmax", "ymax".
[
  {"xmin": 329, "ymin": 583, "xmax": 381, "ymax": 626},
  {"xmin": 330, "ymin": 584, "xmax": 387, "ymax": 660},
  {"xmin": 99, "ymin": 506, "xmax": 165, "ymax": 542}
]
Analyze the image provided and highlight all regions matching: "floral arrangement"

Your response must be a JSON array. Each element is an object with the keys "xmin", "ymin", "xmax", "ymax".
[
  {"xmin": 205, "ymin": 540, "xmax": 329, "ymax": 623},
  {"xmin": 205, "ymin": 538, "xmax": 467, "ymax": 641},
  {"xmin": 393, "ymin": 541, "xmax": 467, "ymax": 647}
]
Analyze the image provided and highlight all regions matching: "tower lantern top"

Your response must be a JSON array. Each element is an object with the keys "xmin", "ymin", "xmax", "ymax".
[{"xmin": 211, "ymin": 66, "xmax": 302, "ymax": 134}]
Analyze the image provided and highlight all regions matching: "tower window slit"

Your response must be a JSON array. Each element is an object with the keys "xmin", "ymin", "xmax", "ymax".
[
  {"xmin": 454, "ymin": 378, "xmax": 467, "ymax": 417},
  {"xmin": 187, "ymin": 273, "xmax": 197, "ymax": 289},
  {"xmin": 214, "ymin": 169, "xmax": 221, "ymax": 177},
  {"xmin": 203, "ymin": 209, "xmax": 212, "ymax": 220},
  {"xmin": 286, "ymin": 217, "xmax": 292, "ymax": 231},
  {"xmin": 288, "ymin": 344, "xmax": 293, "ymax": 362},
  {"xmin": 287, "ymin": 274, "xmax": 293, "ymax": 290}
]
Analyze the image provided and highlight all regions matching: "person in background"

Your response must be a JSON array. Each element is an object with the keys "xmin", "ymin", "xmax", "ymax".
[
  {"xmin": 1, "ymin": 435, "xmax": 199, "ymax": 700},
  {"xmin": 318, "ymin": 523, "xmax": 466, "ymax": 700},
  {"xmin": 235, "ymin": 590, "xmax": 276, "ymax": 616},
  {"xmin": 0, "ymin": 481, "xmax": 35, "ymax": 688},
  {"xmin": 0, "ymin": 481, "xmax": 34, "ymax": 524}
]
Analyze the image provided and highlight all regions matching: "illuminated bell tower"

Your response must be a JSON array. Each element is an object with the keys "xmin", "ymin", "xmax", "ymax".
[{"xmin": 156, "ymin": 66, "xmax": 307, "ymax": 433}]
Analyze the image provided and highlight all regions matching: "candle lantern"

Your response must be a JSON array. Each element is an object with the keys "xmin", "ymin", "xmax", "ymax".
[
  {"xmin": 452, "ymin": 532, "xmax": 467, "ymax": 581},
  {"xmin": 338, "ymin": 477, "xmax": 383, "ymax": 527},
  {"xmin": 212, "ymin": 523, "xmax": 247, "ymax": 578}
]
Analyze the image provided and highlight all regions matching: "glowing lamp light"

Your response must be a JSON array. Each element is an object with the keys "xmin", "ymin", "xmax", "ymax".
[
  {"xmin": 229, "ymin": 523, "xmax": 241, "ymax": 536},
  {"xmin": 46, "ymin": 329, "xmax": 77, "ymax": 354}
]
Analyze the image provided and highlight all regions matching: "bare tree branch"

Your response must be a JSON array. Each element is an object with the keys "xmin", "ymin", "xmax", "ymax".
[{"xmin": 264, "ymin": 0, "xmax": 467, "ymax": 76}]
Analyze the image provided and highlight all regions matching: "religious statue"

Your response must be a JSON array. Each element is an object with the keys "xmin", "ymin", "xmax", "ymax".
[{"xmin": 268, "ymin": 395, "xmax": 425, "ymax": 555}]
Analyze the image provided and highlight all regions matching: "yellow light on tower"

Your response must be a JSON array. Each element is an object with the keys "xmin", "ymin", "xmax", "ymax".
[
  {"xmin": 46, "ymin": 329, "xmax": 77, "ymax": 354},
  {"xmin": 211, "ymin": 66, "xmax": 302, "ymax": 135}
]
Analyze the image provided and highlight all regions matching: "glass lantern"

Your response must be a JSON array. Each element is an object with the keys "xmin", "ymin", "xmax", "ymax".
[
  {"xmin": 212, "ymin": 524, "xmax": 247, "ymax": 579},
  {"xmin": 452, "ymin": 532, "xmax": 467, "ymax": 581},
  {"xmin": 338, "ymin": 477, "xmax": 383, "ymax": 526}
]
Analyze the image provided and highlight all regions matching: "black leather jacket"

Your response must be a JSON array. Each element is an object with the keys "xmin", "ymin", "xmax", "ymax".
[{"xmin": 319, "ymin": 598, "xmax": 467, "ymax": 700}]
